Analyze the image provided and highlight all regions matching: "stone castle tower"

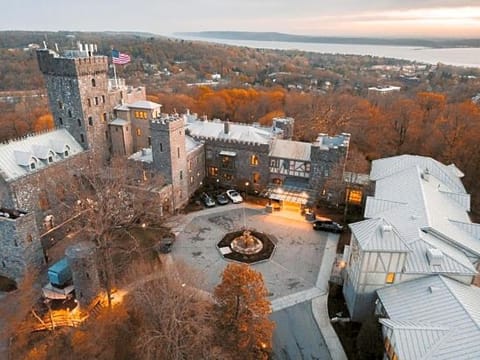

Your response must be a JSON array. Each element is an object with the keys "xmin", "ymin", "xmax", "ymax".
[
  {"xmin": 0, "ymin": 208, "xmax": 44, "ymax": 283},
  {"xmin": 65, "ymin": 242, "xmax": 101, "ymax": 309},
  {"xmin": 37, "ymin": 45, "xmax": 112, "ymax": 159},
  {"xmin": 151, "ymin": 116, "xmax": 189, "ymax": 211}
]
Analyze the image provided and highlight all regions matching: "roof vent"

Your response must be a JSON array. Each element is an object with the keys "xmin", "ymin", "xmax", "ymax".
[
  {"xmin": 426, "ymin": 248, "xmax": 443, "ymax": 266},
  {"xmin": 381, "ymin": 224, "xmax": 392, "ymax": 233},
  {"xmin": 429, "ymin": 286, "xmax": 441, "ymax": 293},
  {"xmin": 421, "ymin": 168, "xmax": 430, "ymax": 181}
]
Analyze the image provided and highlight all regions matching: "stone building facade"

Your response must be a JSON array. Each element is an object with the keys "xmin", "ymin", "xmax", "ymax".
[{"xmin": 0, "ymin": 44, "xmax": 350, "ymax": 285}]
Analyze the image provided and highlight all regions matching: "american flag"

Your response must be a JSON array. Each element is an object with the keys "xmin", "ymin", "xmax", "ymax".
[{"xmin": 112, "ymin": 50, "xmax": 131, "ymax": 65}]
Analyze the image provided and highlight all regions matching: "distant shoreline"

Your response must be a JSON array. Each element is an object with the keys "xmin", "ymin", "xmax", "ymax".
[{"xmin": 176, "ymin": 31, "xmax": 480, "ymax": 50}]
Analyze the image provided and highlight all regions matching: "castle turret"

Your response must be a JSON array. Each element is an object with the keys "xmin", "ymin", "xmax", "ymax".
[
  {"xmin": 65, "ymin": 242, "xmax": 101, "ymax": 309},
  {"xmin": 0, "ymin": 208, "xmax": 44, "ymax": 283},
  {"xmin": 37, "ymin": 46, "xmax": 110, "ymax": 159},
  {"xmin": 150, "ymin": 115, "xmax": 189, "ymax": 210}
]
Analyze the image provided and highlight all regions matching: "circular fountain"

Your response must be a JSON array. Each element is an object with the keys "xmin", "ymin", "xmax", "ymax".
[
  {"xmin": 217, "ymin": 228, "xmax": 276, "ymax": 264},
  {"xmin": 230, "ymin": 230, "xmax": 264, "ymax": 255}
]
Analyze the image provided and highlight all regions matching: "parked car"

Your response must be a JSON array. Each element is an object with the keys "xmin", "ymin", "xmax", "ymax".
[
  {"xmin": 216, "ymin": 193, "xmax": 229, "ymax": 205},
  {"xmin": 226, "ymin": 189, "xmax": 243, "ymax": 204},
  {"xmin": 313, "ymin": 219, "xmax": 343, "ymax": 233},
  {"xmin": 200, "ymin": 192, "xmax": 216, "ymax": 207}
]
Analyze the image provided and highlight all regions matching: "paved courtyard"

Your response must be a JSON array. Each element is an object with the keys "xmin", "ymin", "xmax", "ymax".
[
  {"xmin": 164, "ymin": 203, "xmax": 346, "ymax": 359},
  {"xmin": 167, "ymin": 204, "xmax": 330, "ymax": 305}
]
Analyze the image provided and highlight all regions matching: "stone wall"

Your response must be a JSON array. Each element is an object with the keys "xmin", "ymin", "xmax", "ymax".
[
  {"xmin": 186, "ymin": 144, "xmax": 205, "ymax": 198},
  {"xmin": 0, "ymin": 210, "xmax": 44, "ymax": 281}
]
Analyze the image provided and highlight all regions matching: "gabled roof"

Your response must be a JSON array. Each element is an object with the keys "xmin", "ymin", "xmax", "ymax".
[
  {"xmin": 377, "ymin": 275, "xmax": 480, "ymax": 359},
  {"xmin": 349, "ymin": 218, "xmax": 410, "ymax": 252},
  {"xmin": 379, "ymin": 318, "xmax": 450, "ymax": 360},
  {"xmin": 0, "ymin": 129, "xmax": 84, "ymax": 182},
  {"xmin": 370, "ymin": 155, "xmax": 466, "ymax": 194},
  {"xmin": 269, "ymin": 139, "xmax": 311, "ymax": 161},
  {"xmin": 355, "ymin": 155, "xmax": 480, "ymax": 272}
]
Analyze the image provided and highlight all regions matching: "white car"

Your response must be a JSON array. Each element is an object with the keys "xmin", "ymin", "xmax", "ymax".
[{"xmin": 226, "ymin": 189, "xmax": 243, "ymax": 204}]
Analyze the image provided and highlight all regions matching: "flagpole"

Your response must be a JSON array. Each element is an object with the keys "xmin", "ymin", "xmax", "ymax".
[{"xmin": 113, "ymin": 62, "xmax": 118, "ymax": 89}]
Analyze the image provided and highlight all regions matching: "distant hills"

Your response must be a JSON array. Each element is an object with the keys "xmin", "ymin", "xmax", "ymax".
[{"xmin": 176, "ymin": 31, "xmax": 480, "ymax": 49}]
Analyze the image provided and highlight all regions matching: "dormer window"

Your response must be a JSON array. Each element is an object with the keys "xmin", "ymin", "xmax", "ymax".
[
  {"xmin": 64, "ymin": 150, "xmax": 69, "ymax": 157},
  {"xmin": 30, "ymin": 162, "xmax": 36, "ymax": 170},
  {"xmin": 48, "ymin": 156, "xmax": 53, "ymax": 163},
  {"xmin": 91, "ymin": 78, "xmax": 96, "ymax": 87}
]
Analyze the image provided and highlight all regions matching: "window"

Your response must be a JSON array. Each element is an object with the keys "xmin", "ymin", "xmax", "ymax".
[
  {"xmin": 48, "ymin": 156, "xmax": 53, "ymax": 163},
  {"xmin": 386, "ymin": 272, "xmax": 395, "ymax": 284},
  {"xmin": 77, "ymin": 118, "xmax": 82, "ymax": 127},
  {"xmin": 223, "ymin": 173, "xmax": 233, "ymax": 181},
  {"xmin": 64, "ymin": 150, "xmax": 69, "ymax": 157},
  {"xmin": 136, "ymin": 128, "xmax": 142, "ymax": 136},
  {"xmin": 2, "ymin": 261, "xmax": 5, "ymax": 268},
  {"xmin": 148, "ymin": 137, "xmax": 151, "ymax": 146},
  {"xmin": 206, "ymin": 150, "xmax": 213, "ymax": 159},
  {"xmin": 160, "ymin": 143, "xmax": 163, "ymax": 152},
  {"xmin": 324, "ymin": 169, "xmax": 329, "ymax": 177},
  {"xmin": 30, "ymin": 162, "xmax": 36, "ymax": 170},
  {"xmin": 91, "ymin": 78, "xmax": 96, "ymax": 87},
  {"xmin": 120, "ymin": 91, "xmax": 123, "ymax": 99},
  {"xmin": 59, "ymin": 117, "xmax": 63, "ymax": 125},
  {"xmin": 188, "ymin": 160, "xmax": 192, "ymax": 171},
  {"xmin": 102, "ymin": 112, "xmax": 107, "ymax": 122},
  {"xmin": 180, "ymin": 170, "xmax": 183, "ymax": 180},
  {"xmin": 95, "ymin": 97, "xmax": 99, "ymax": 105},
  {"xmin": 68, "ymin": 109, "xmax": 72, "ymax": 118},
  {"xmin": 253, "ymin": 172, "xmax": 260, "ymax": 184},
  {"xmin": 190, "ymin": 176, "xmax": 194, "ymax": 184},
  {"xmin": 88, "ymin": 116, "xmax": 93, "ymax": 126},
  {"xmin": 87, "ymin": 98, "xmax": 91, "ymax": 107},
  {"xmin": 208, "ymin": 166, "xmax": 218, "ymax": 177},
  {"xmin": 348, "ymin": 189, "xmax": 363, "ymax": 205},
  {"xmin": 222, "ymin": 156, "xmax": 235, "ymax": 169},
  {"xmin": 102, "ymin": 95, "xmax": 106, "ymax": 103},
  {"xmin": 58, "ymin": 100, "xmax": 63, "ymax": 109},
  {"xmin": 250, "ymin": 154, "xmax": 259, "ymax": 166},
  {"xmin": 80, "ymin": 133, "xmax": 85, "ymax": 143},
  {"xmin": 14, "ymin": 239, "xmax": 18, "ymax": 247},
  {"xmin": 270, "ymin": 159, "xmax": 277, "ymax": 167},
  {"xmin": 177, "ymin": 147, "xmax": 180, "ymax": 158}
]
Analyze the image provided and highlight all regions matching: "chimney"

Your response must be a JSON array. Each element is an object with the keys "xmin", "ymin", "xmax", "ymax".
[{"xmin": 224, "ymin": 120, "xmax": 230, "ymax": 134}]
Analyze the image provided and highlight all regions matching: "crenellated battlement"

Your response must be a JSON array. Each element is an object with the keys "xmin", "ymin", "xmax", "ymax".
[
  {"xmin": 192, "ymin": 135, "xmax": 270, "ymax": 150},
  {"xmin": 37, "ymin": 49, "xmax": 108, "ymax": 77}
]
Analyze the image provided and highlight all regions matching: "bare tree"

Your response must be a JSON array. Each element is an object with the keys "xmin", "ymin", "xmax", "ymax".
[
  {"xmin": 65, "ymin": 157, "xmax": 165, "ymax": 308},
  {"xmin": 126, "ymin": 262, "xmax": 225, "ymax": 360}
]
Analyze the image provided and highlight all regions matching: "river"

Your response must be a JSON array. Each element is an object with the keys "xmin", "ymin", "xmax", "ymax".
[{"xmin": 176, "ymin": 35, "xmax": 480, "ymax": 68}]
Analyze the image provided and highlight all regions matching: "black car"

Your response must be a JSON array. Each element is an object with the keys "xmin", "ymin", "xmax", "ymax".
[
  {"xmin": 313, "ymin": 219, "xmax": 343, "ymax": 233},
  {"xmin": 216, "ymin": 193, "xmax": 229, "ymax": 205},
  {"xmin": 200, "ymin": 192, "xmax": 216, "ymax": 207}
]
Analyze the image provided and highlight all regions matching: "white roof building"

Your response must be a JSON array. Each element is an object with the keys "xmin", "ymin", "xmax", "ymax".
[
  {"xmin": 344, "ymin": 155, "xmax": 480, "ymax": 360},
  {"xmin": 377, "ymin": 275, "xmax": 480, "ymax": 359}
]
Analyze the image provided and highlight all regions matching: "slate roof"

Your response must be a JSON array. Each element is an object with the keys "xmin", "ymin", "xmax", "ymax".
[
  {"xmin": 0, "ymin": 129, "xmax": 84, "ymax": 182},
  {"xmin": 185, "ymin": 119, "xmax": 275, "ymax": 145},
  {"xmin": 269, "ymin": 139, "xmax": 311, "ymax": 161},
  {"xmin": 127, "ymin": 100, "xmax": 161, "ymax": 110},
  {"xmin": 377, "ymin": 275, "xmax": 480, "ymax": 359}
]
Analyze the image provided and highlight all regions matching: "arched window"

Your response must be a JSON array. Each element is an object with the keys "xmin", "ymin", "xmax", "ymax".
[
  {"xmin": 91, "ymin": 78, "xmax": 96, "ymax": 87},
  {"xmin": 77, "ymin": 118, "xmax": 82, "ymax": 127}
]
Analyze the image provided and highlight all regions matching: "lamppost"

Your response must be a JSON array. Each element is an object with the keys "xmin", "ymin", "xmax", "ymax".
[{"xmin": 245, "ymin": 181, "xmax": 249, "ymax": 201}]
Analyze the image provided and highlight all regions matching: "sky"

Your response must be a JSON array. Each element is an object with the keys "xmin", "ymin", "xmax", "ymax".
[{"xmin": 2, "ymin": 0, "xmax": 480, "ymax": 38}]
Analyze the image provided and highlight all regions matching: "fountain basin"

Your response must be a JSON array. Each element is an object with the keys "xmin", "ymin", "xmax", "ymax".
[{"xmin": 217, "ymin": 229, "xmax": 276, "ymax": 264}]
